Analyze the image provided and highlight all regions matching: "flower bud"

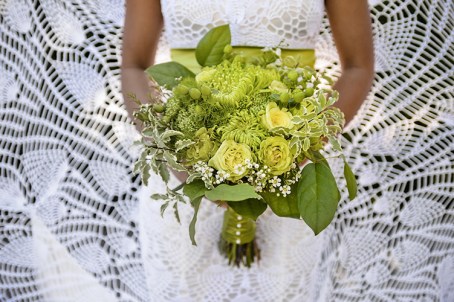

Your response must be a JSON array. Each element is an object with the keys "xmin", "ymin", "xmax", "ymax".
[
  {"xmin": 174, "ymin": 84, "xmax": 189, "ymax": 96},
  {"xmin": 283, "ymin": 56, "xmax": 298, "ymax": 68},
  {"xmin": 152, "ymin": 103, "xmax": 165, "ymax": 113},
  {"xmin": 223, "ymin": 44, "xmax": 233, "ymax": 54},
  {"xmin": 304, "ymin": 87, "xmax": 314, "ymax": 97},
  {"xmin": 280, "ymin": 92, "xmax": 291, "ymax": 105},
  {"xmin": 189, "ymin": 88, "xmax": 201, "ymax": 100},
  {"xmin": 200, "ymin": 85, "xmax": 211, "ymax": 97},
  {"xmin": 162, "ymin": 115, "xmax": 171, "ymax": 124},
  {"xmin": 303, "ymin": 70, "xmax": 312, "ymax": 80},
  {"xmin": 293, "ymin": 91, "xmax": 305, "ymax": 103},
  {"xmin": 287, "ymin": 70, "xmax": 299, "ymax": 81}
]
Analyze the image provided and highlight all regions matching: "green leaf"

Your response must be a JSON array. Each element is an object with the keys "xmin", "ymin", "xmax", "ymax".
[
  {"xmin": 158, "ymin": 163, "xmax": 170, "ymax": 183},
  {"xmin": 305, "ymin": 150, "xmax": 328, "ymax": 166},
  {"xmin": 173, "ymin": 203, "xmax": 181, "ymax": 223},
  {"xmin": 291, "ymin": 116, "xmax": 305, "ymax": 124},
  {"xmin": 343, "ymin": 157, "xmax": 358, "ymax": 200},
  {"xmin": 145, "ymin": 62, "xmax": 195, "ymax": 89},
  {"xmin": 297, "ymin": 162, "xmax": 340, "ymax": 235},
  {"xmin": 303, "ymin": 137, "xmax": 311, "ymax": 151},
  {"xmin": 227, "ymin": 199, "xmax": 267, "ymax": 221},
  {"xmin": 186, "ymin": 172, "xmax": 202, "ymax": 184},
  {"xmin": 318, "ymin": 92, "xmax": 326, "ymax": 108},
  {"xmin": 328, "ymin": 136, "xmax": 342, "ymax": 152},
  {"xmin": 163, "ymin": 151, "xmax": 186, "ymax": 172},
  {"xmin": 189, "ymin": 196, "xmax": 202, "ymax": 245},
  {"xmin": 175, "ymin": 139, "xmax": 195, "ymax": 152},
  {"xmin": 183, "ymin": 179, "xmax": 206, "ymax": 201},
  {"xmin": 151, "ymin": 193, "xmax": 167, "ymax": 200},
  {"xmin": 160, "ymin": 201, "xmax": 170, "ymax": 217},
  {"xmin": 195, "ymin": 24, "xmax": 231, "ymax": 66},
  {"xmin": 260, "ymin": 187, "xmax": 300, "ymax": 219},
  {"xmin": 141, "ymin": 164, "xmax": 151, "ymax": 186},
  {"xmin": 133, "ymin": 160, "xmax": 143, "ymax": 174},
  {"xmin": 205, "ymin": 184, "xmax": 261, "ymax": 202},
  {"xmin": 327, "ymin": 90, "xmax": 339, "ymax": 106},
  {"xmin": 160, "ymin": 130, "xmax": 184, "ymax": 143},
  {"xmin": 142, "ymin": 126, "xmax": 155, "ymax": 137}
]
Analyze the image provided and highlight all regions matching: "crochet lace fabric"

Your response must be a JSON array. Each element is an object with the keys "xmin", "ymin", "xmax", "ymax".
[
  {"xmin": 160, "ymin": 0, "xmax": 324, "ymax": 49},
  {"xmin": 0, "ymin": 1, "xmax": 453, "ymax": 301}
]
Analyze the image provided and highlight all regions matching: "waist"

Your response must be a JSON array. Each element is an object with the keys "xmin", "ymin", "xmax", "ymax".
[{"xmin": 170, "ymin": 47, "xmax": 315, "ymax": 73}]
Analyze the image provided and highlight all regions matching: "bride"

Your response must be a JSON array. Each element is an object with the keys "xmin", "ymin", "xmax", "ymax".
[{"xmin": 121, "ymin": 0, "xmax": 373, "ymax": 301}]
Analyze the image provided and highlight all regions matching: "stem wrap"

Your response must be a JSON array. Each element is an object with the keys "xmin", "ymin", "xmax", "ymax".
[{"xmin": 221, "ymin": 207, "xmax": 256, "ymax": 245}]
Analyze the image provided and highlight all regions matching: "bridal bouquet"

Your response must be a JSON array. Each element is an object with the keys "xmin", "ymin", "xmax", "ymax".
[{"xmin": 133, "ymin": 25, "xmax": 357, "ymax": 267}]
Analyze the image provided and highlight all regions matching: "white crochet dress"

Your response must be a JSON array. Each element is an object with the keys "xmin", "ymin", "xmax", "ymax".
[
  {"xmin": 140, "ymin": 1, "xmax": 327, "ymax": 301},
  {"xmin": 0, "ymin": 0, "xmax": 452, "ymax": 301}
]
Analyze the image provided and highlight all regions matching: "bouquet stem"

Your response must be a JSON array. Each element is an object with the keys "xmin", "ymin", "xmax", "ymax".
[{"xmin": 220, "ymin": 207, "xmax": 260, "ymax": 267}]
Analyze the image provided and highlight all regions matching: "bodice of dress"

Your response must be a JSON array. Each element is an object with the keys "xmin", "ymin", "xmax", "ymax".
[{"xmin": 160, "ymin": 0, "xmax": 325, "ymax": 49}]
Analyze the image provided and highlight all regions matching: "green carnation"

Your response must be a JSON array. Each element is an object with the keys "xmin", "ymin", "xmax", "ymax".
[
  {"xmin": 258, "ymin": 136, "xmax": 294, "ymax": 176},
  {"xmin": 208, "ymin": 140, "xmax": 252, "ymax": 181}
]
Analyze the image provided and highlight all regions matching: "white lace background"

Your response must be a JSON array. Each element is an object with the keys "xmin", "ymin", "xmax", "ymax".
[{"xmin": 0, "ymin": 1, "xmax": 453, "ymax": 301}]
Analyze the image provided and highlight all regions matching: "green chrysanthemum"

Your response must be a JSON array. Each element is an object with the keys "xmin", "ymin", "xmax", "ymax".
[
  {"xmin": 197, "ymin": 61, "xmax": 280, "ymax": 107},
  {"xmin": 218, "ymin": 110, "xmax": 267, "ymax": 150}
]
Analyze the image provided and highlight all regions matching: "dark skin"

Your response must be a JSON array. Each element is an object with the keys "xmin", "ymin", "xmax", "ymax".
[{"xmin": 121, "ymin": 0, "xmax": 375, "ymax": 181}]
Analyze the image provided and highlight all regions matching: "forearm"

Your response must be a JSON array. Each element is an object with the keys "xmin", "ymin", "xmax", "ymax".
[
  {"xmin": 333, "ymin": 67, "xmax": 374, "ymax": 126},
  {"xmin": 121, "ymin": 0, "xmax": 163, "ymax": 129},
  {"xmin": 325, "ymin": 0, "xmax": 374, "ymax": 127},
  {"xmin": 121, "ymin": 67, "xmax": 155, "ymax": 124}
]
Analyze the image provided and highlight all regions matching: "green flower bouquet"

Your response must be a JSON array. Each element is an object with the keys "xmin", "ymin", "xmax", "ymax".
[{"xmin": 133, "ymin": 25, "xmax": 357, "ymax": 267}]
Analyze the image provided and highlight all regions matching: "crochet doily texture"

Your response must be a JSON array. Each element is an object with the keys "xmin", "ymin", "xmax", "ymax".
[{"xmin": 0, "ymin": 1, "xmax": 453, "ymax": 301}]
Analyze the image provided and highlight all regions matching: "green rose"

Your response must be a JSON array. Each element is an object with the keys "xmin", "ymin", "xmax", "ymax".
[
  {"xmin": 208, "ymin": 140, "xmax": 252, "ymax": 181},
  {"xmin": 186, "ymin": 127, "xmax": 217, "ymax": 164},
  {"xmin": 258, "ymin": 136, "xmax": 294, "ymax": 175},
  {"xmin": 262, "ymin": 102, "xmax": 294, "ymax": 130}
]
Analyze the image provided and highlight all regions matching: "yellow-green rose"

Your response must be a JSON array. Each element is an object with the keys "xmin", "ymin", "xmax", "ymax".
[
  {"xmin": 186, "ymin": 127, "xmax": 217, "ymax": 164},
  {"xmin": 208, "ymin": 140, "xmax": 252, "ymax": 181},
  {"xmin": 258, "ymin": 136, "xmax": 294, "ymax": 175},
  {"xmin": 262, "ymin": 102, "xmax": 294, "ymax": 130}
]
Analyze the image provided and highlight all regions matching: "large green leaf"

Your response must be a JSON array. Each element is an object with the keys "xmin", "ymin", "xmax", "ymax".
[
  {"xmin": 183, "ymin": 180, "xmax": 206, "ymax": 246},
  {"xmin": 195, "ymin": 25, "xmax": 231, "ymax": 67},
  {"xmin": 343, "ymin": 157, "xmax": 358, "ymax": 200},
  {"xmin": 145, "ymin": 62, "xmax": 195, "ymax": 89},
  {"xmin": 227, "ymin": 199, "xmax": 267, "ymax": 221},
  {"xmin": 260, "ymin": 186, "xmax": 300, "ymax": 219},
  {"xmin": 183, "ymin": 179, "xmax": 206, "ymax": 201},
  {"xmin": 188, "ymin": 196, "xmax": 202, "ymax": 245},
  {"xmin": 205, "ymin": 184, "xmax": 261, "ymax": 202},
  {"xmin": 297, "ymin": 162, "xmax": 340, "ymax": 235}
]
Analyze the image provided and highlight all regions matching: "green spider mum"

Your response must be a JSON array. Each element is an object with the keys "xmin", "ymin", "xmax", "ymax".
[
  {"xmin": 197, "ymin": 61, "xmax": 280, "ymax": 107},
  {"xmin": 217, "ymin": 110, "xmax": 267, "ymax": 150}
]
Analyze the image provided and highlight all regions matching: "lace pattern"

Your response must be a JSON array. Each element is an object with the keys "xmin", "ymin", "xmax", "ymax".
[
  {"xmin": 160, "ymin": 0, "xmax": 325, "ymax": 49},
  {"xmin": 0, "ymin": 0, "xmax": 453, "ymax": 301}
]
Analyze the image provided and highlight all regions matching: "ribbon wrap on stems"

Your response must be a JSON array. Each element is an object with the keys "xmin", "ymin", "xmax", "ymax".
[
  {"xmin": 220, "ymin": 206, "xmax": 260, "ymax": 267},
  {"xmin": 221, "ymin": 207, "xmax": 256, "ymax": 244}
]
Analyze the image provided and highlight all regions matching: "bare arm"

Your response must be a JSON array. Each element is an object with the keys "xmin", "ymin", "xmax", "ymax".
[
  {"xmin": 325, "ymin": 0, "xmax": 375, "ymax": 125},
  {"xmin": 121, "ymin": 0, "xmax": 163, "ymax": 130}
]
